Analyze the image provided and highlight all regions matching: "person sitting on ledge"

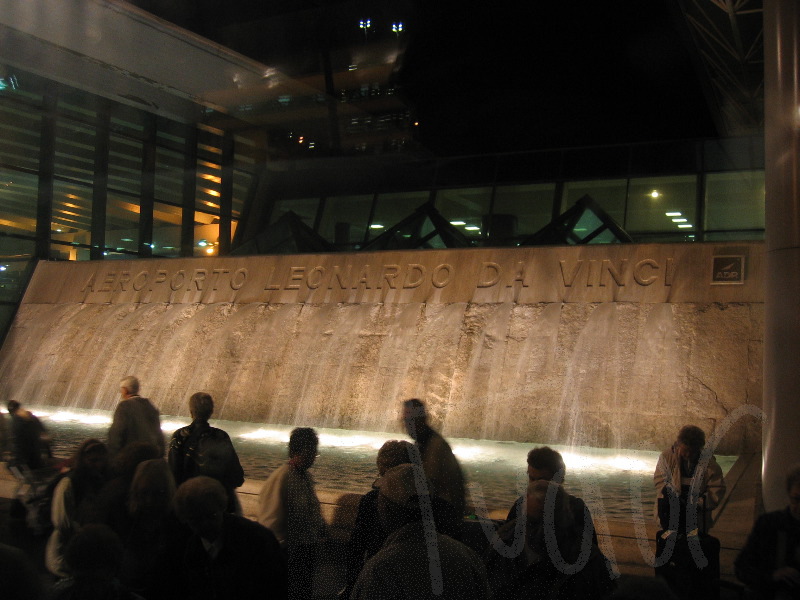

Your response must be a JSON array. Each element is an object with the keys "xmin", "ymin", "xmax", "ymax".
[
  {"xmin": 506, "ymin": 446, "xmax": 597, "ymax": 545},
  {"xmin": 735, "ymin": 464, "xmax": 800, "ymax": 600},
  {"xmin": 653, "ymin": 424, "xmax": 725, "ymax": 534}
]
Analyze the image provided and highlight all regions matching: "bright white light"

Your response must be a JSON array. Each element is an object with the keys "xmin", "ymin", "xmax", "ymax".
[
  {"xmin": 0, "ymin": 266, "xmax": 6, "ymax": 272},
  {"xmin": 205, "ymin": 248, "xmax": 215, "ymax": 255},
  {"xmin": 452, "ymin": 446, "xmax": 482, "ymax": 460},
  {"xmin": 671, "ymin": 218, "xmax": 688, "ymax": 223},
  {"xmin": 607, "ymin": 456, "xmax": 651, "ymax": 472},
  {"xmin": 465, "ymin": 226, "xmax": 480, "ymax": 231},
  {"xmin": 198, "ymin": 240, "xmax": 208, "ymax": 247},
  {"xmin": 665, "ymin": 212, "xmax": 682, "ymax": 217},
  {"xmin": 240, "ymin": 428, "xmax": 291, "ymax": 442},
  {"xmin": 678, "ymin": 224, "xmax": 693, "ymax": 228},
  {"xmin": 450, "ymin": 221, "xmax": 466, "ymax": 226},
  {"xmin": 650, "ymin": 190, "xmax": 660, "ymax": 198},
  {"xmin": 318, "ymin": 433, "xmax": 375, "ymax": 448},
  {"xmin": 48, "ymin": 411, "xmax": 112, "ymax": 425},
  {"xmin": 161, "ymin": 420, "xmax": 187, "ymax": 432},
  {"xmin": 370, "ymin": 224, "xmax": 385, "ymax": 229}
]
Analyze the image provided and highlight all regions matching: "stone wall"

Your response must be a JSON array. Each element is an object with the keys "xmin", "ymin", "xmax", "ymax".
[{"xmin": 0, "ymin": 242, "xmax": 764, "ymax": 453}]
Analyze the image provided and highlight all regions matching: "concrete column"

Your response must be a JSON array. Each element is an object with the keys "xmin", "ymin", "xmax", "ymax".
[{"xmin": 763, "ymin": 0, "xmax": 800, "ymax": 512}]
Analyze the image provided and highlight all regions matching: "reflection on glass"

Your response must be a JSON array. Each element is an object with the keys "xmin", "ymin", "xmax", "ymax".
[
  {"xmin": 435, "ymin": 187, "xmax": 491, "ymax": 241},
  {"xmin": 492, "ymin": 183, "xmax": 556, "ymax": 241},
  {"xmin": 194, "ymin": 211, "xmax": 219, "ymax": 257},
  {"xmin": 318, "ymin": 195, "xmax": 373, "ymax": 248},
  {"xmin": 0, "ymin": 168, "xmax": 37, "ymax": 234},
  {"xmin": 270, "ymin": 198, "xmax": 320, "ymax": 227},
  {"xmin": 369, "ymin": 191, "xmax": 429, "ymax": 241},
  {"xmin": 153, "ymin": 202, "xmax": 182, "ymax": 257},
  {"xmin": 705, "ymin": 170, "xmax": 765, "ymax": 232},
  {"xmin": 52, "ymin": 180, "xmax": 92, "ymax": 249},
  {"xmin": 626, "ymin": 175, "xmax": 697, "ymax": 233},
  {"xmin": 562, "ymin": 179, "xmax": 627, "ymax": 225},
  {"xmin": 106, "ymin": 192, "xmax": 141, "ymax": 254}
]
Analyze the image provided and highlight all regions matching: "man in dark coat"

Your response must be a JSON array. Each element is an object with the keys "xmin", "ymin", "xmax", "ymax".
[
  {"xmin": 7, "ymin": 400, "xmax": 51, "ymax": 470},
  {"xmin": 173, "ymin": 476, "xmax": 288, "ymax": 600},
  {"xmin": 107, "ymin": 376, "xmax": 165, "ymax": 458},
  {"xmin": 168, "ymin": 392, "xmax": 244, "ymax": 513},
  {"xmin": 736, "ymin": 464, "xmax": 800, "ymax": 599}
]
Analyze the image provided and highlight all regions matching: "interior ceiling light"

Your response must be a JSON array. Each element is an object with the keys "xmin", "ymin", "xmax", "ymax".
[
  {"xmin": 370, "ymin": 224, "xmax": 384, "ymax": 229},
  {"xmin": 449, "ymin": 221, "xmax": 466, "ymax": 226},
  {"xmin": 671, "ymin": 218, "xmax": 688, "ymax": 223},
  {"xmin": 665, "ymin": 212, "xmax": 682, "ymax": 217},
  {"xmin": 650, "ymin": 190, "xmax": 660, "ymax": 198},
  {"xmin": 465, "ymin": 226, "xmax": 480, "ymax": 231},
  {"xmin": 678, "ymin": 224, "xmax": 693, "ymax": 228}
]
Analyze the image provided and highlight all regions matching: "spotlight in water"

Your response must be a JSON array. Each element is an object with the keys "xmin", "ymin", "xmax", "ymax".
[
  {"xmin": 240, "ymin": 428, "xmax": 291, "ymax": 442},
  {"xmin": 48, "ymin": 411, "xmax": 112, "ymax": 425},
  {"xmin": 452, "ymin": 446, "xmax": 482, "ymax": 460}
]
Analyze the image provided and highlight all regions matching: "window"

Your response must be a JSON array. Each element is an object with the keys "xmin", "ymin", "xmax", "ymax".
[
  {"xmin": 369, "ymin": 191, "xmax": 429, "ymax": 241},
  {"xmin": 492, "ymin": 183, "xmax": 556, "ymax": 240},
  {"xmin": 562, "ymin": 179, "xmax": 627, "ymax": 225},
  {"xmin": 318, "ymin": 195, "xmax": 373, "ymax": 248},
  {"xmin": 435, "ymin": 187, "xmax": 492, "ymax": 242},
  {"xmin": 626, "ymin": 175, "xmax": 697, "ymax": 234},
  {"xmin": 705, "ymin": 170, "xmax": 765, "ymax": 232}
]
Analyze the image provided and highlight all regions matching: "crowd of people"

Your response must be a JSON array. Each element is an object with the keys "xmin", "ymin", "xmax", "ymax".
[{"xmin": 0, "ymin": 377, "xmax": 797, "ymax": 600}]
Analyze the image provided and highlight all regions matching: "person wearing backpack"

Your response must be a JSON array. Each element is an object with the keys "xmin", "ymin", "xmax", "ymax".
[{"xmin": 167, "ymin": 392, "xmax": 244, "ymax": 514}]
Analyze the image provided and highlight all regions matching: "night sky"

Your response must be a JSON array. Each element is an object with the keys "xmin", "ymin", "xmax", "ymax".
[
  {"xmin": 134, "ymin": 0, "xmax": 718, "ymax": 156},
  {"xmin": 397, "ymin": 0, "xmax": 717, "ymax": 154}
]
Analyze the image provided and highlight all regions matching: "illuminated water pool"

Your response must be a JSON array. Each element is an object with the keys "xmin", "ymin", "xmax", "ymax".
[{"xmin": 32, "ymin": 405, "xmax": 736, "ymax": 521}]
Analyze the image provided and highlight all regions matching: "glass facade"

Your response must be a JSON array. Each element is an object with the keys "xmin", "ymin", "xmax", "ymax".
[{"xmin": 0, "ymin": 54, "xmax": 766, "ymax": 340}]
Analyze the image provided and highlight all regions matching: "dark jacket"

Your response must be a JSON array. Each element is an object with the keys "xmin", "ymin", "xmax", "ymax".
[
  {"xmin": 167, "ymin": 420, "xmax": 244, "ymax": 492},
  {"xmin": 173, "ymin": 513, "xmax": 288, "ymax": 600},
  {"xmin": 735, "ymin": 507, "xmax": 800, "ymax": 599},
  {"xmin": 484, "ymin": 518, "xmax": 615, "ymax": 600},
  {"xmin": 344, "ymin": 488, "xmax": 388, "ymax": 595},
  {"xmin": 506, "ymin": 492, "xmax": 598, "ymax": 545},
  {"xmin": 9, "ymin": 410, "xmax": 50, "ymax": 470}
]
